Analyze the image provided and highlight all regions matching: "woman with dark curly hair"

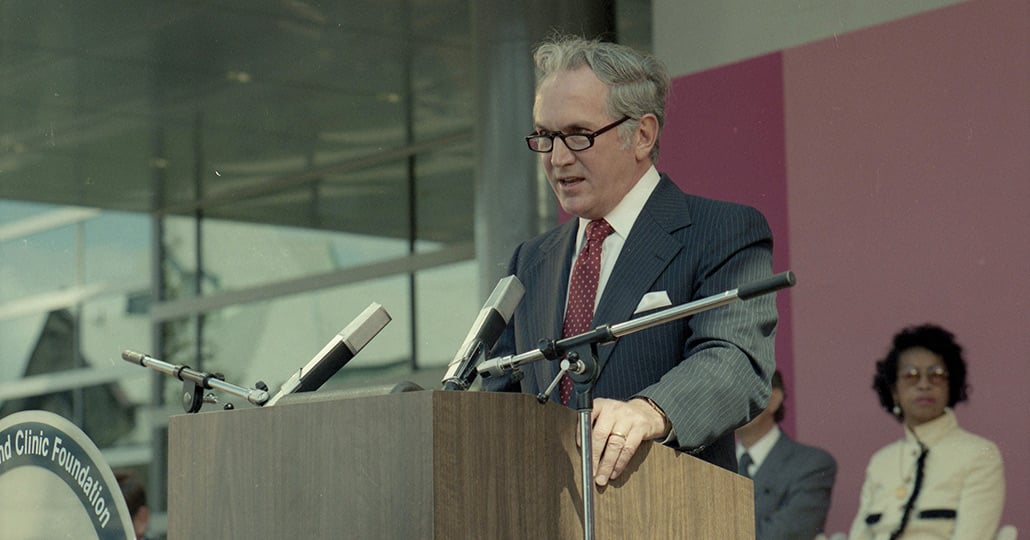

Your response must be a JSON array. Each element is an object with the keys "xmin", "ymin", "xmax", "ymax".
[{"xmin": 848, "ymin": 324, "xmax": 1005, "ymax": 539}]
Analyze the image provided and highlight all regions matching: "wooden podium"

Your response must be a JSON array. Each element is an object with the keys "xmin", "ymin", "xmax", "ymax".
[{"xmin": 167, "ymin": 390, "xmax": 754, "ymax": 539}]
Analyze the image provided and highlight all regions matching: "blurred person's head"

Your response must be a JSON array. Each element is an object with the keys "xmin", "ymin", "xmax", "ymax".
[
  {"xmin": 873, "ymin": 324, "xmax": 969, "ymax": 428},
  {"xmin": 736, "ymin": 370, "xmax": 785, "ymax": 444},
  {"xmin": 115, "ymin": 470, "xmax": 149, "ymax": 539}
]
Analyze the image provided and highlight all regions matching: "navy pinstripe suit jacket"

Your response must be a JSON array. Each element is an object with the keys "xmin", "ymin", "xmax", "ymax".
[{"xmin": 484, "ymin": 174, "xmax": 777, "ymax": 471}]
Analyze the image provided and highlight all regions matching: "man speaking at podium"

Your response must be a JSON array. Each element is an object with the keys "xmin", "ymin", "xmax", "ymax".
[{"xmin": 482, "ymin": 35, "xmax": 778, "ymax": 487}]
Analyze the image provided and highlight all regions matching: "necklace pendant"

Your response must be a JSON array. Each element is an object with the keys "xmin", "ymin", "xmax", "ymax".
[{"xmin": 895, "ymin": 485, "xmax": 908, "ymax": 500}]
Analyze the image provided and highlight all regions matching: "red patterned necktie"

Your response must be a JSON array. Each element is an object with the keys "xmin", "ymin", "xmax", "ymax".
[{"xmin": 559, "ymin": 219, "xmax": 614, "ymax": 406}]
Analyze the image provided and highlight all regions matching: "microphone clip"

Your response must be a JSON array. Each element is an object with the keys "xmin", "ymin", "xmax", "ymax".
[
  {"xmin": 181, "ymin": 369, "xmax": 225, "ymax": 413},
  {"xmin": 535, "ymin": 343, "xmax": 601, "ymax": 409}
]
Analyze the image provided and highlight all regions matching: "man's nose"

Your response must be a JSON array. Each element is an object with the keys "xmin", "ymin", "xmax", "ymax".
[{"xmin": 549, "ymin": 138, "xmax": 576, "ymax": 166}]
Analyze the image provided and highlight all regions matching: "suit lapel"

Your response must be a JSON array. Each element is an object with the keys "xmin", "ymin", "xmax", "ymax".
[
  {"xmin": 754, "ymin": 432, "xmax": 793, "ymax": 482},
  {"xmin": 521, "ymin": 220, "xmax": 577, "ymax": 401},
  {"xmin": 593, "ymin": 176, "xmax": 691, "ymax": 374}
]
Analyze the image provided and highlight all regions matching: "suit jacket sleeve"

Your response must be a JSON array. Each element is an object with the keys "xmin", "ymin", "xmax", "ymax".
[{"xmin": 635, "ymin": 201, "xmax": 777, "ymax": 451}]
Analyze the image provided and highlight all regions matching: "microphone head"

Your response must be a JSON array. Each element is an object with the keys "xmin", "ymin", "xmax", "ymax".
[
  {"xmin": 121, "ymin": 350, "xmax": 145, "ymax": 364},
  {"xmin": 483, "ymin": 275, "xmax": 525, "ymax": 323},
  {"xmin": 264, "ymin": 303, "xmax": 391, "ymax": 406},
  {"xmin": 441, "ymin": 276, "xmax": 524, "ymax": 389}
]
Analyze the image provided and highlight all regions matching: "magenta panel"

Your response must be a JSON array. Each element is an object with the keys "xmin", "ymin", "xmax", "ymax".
[
  {"xmin": 783, "ymin": 0, "xmax": 1029, "ymax": 533},
  {"xmin": 657, "ymin": 53, "xmax": 796, "ymax": 433}
]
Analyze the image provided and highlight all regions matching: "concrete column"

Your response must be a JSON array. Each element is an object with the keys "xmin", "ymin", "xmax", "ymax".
[{"xmin": 471, "ymin": 0, "xmax": 611, "ymax": 300}]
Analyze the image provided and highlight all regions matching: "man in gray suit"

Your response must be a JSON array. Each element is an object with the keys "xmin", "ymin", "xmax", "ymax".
[
  {"xmin": 484, "ymin": 35, "xmax": 777, "ymax": 486},
  {"xmin": 736, "ymin": 370, "xmax": 837, "ymax": 540}
]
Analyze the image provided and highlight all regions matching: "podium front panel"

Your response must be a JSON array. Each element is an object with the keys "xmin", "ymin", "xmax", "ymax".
[{"xmin": 168, "ymin": 390, "xmax": 753, "ymax": 539}]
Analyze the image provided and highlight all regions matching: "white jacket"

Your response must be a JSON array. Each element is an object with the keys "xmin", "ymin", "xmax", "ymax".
[{"xmin": 849, "ymin": 409, "xmax": 1004, "ymax": 539}]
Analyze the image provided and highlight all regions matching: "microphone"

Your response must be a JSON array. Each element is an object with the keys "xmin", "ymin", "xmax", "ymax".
[
  {"xmin": 441, "ymin": 275, "xmax": 524, "ymax": 391},
  {"xmin": 121, "ymin": 349, "xmax": 270, "ymax": 410},
  {"xmin": 264, "ymin": 302, "xmax": 392, "ymax": 406}
]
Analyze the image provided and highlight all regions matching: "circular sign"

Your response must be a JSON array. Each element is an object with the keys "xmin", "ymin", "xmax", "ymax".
[{"xmin": 0, "ymin": 410, "xmax": 134, "ymax": 540}]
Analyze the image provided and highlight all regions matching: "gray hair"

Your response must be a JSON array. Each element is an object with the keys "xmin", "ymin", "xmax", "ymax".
[{"xmin": 534, "ymin": 36, "xmax": 670, "ymax": 163}]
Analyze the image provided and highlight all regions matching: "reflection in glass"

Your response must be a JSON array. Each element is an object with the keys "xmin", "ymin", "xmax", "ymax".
[
  {"xmin": 416, "ymin": 261, "xmax": 479, "ymax": 369},
  {"xmin": 0, "ymin": 219, "xmax": 78, "ymax": 303},
  {"xmin": 195, "ymin": 275, "xmax": 413, "ymax": 404},
  {"xmin": 199, "ymin": 218, "xmax": 409, "ymax": 294}
]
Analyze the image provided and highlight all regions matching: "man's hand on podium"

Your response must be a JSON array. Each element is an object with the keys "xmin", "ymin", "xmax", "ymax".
[{"xmin": 589, "ymin": 397, "xmax": 670, "ymax": 486}]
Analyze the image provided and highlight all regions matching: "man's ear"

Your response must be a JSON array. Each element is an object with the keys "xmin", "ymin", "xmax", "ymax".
[
  {"xmin": 767, "ymin": 387, "xmax": 785, "ymax": 415},
  {"xmin": 633, "ymin": 113, "xmax": 659, "ymax": 161}
]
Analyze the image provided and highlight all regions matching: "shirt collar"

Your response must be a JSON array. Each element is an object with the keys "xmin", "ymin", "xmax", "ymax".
[
  {"xmin": 576, "ymin": 165, "xmax": 660, "ymax": 244},
  {"xmin": 736, "ymin": 424, "xmax": 781, "ymax": 471}
]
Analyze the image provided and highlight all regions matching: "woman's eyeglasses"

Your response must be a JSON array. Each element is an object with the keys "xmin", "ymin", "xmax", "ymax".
[{"xmin": 898, "ymin": 365, "xmax": 949, "ymax": 386}]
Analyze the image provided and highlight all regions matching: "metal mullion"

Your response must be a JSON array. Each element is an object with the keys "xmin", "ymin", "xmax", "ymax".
[{"xmin": 148, "ymin": 241, "xmax": 474, "ymax": 322}]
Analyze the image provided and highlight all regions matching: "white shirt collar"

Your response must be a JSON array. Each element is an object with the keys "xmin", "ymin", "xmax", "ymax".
[
  {"xmin": 575, "ymin": 165, "xmax": 660, "ymax": 246},
  {"xmin": 567, "ymin": 166, "xmax": 660, "ymax": 311},
  {"xmin": 736, "ymin": 424, "xmax": 781, "ymax": 475}
]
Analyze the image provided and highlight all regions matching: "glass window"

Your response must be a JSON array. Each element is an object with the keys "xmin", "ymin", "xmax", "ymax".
[
  {"xmin": 199, "ymin": 217, "xmax": 410, "ymax": 294},
  {"xmin": 0, "ymin": 313, "xmax": 46, "ymax": 386},
  {"xmin": 415, "ymin": 260, "xmax": 479, "ymax": 369},
  {"xmin": 83, "ymin": 211, "xmax": 151, "ymax": 288},
  {"xmin": 195, "ymin": 275, "xmax": 413, "ymax": 407},
  {"xmin": 0, "ymin": 214, "xmax": 79, "ymax": 303},
  {"xmin": 162, "ymin": 216, "xmax": 200, "ymax": 301}
]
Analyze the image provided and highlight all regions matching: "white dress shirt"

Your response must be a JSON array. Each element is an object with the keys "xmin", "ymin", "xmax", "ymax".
[
  {"xmin": 736, "ymin": 424, "xmax": 781, "ymax": 477},
  {"xmin": 566, "ymin": 166, "xmax": 661, "ymax": 312}
]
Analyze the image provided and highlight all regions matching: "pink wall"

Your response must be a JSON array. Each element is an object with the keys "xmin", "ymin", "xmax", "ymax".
[
  {"xmin": 656, "ymin": 53, "xmax": 798, "ymax": 432},
  {"xmin": 659, "ymin": 0, "xmax": 1029, "ymax": 534},
  {"xmin": 783, "ymin": 0, "xmax": 1029, "ymax": 532}
]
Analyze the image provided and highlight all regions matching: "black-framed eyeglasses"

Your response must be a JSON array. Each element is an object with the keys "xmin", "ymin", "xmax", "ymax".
[
  {"xmin": 525, "ymin": 116, "xmax": 631, "ymax": 153},
  {"xmin": 898, "ymin": 365, "xmax": 949, "ymax": 386}
]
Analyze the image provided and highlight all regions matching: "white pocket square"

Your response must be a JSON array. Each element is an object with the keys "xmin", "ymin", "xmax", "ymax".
[{"xmin": 634, "ymin": 291, "xmax": 672, "ymax": 314}]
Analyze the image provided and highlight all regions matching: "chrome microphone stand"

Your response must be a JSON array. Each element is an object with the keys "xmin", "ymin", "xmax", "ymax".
[
  {"xmin": 536, "ymin": 341, "xmax": 603, "ymax": 540},
  {"xmin": 121, "ymin": 350, "xmax": 269, "ymax": 413}
]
